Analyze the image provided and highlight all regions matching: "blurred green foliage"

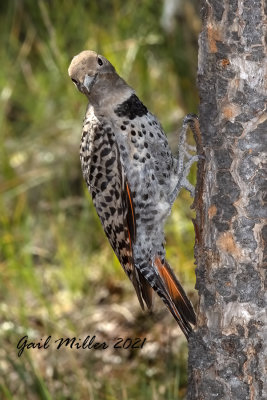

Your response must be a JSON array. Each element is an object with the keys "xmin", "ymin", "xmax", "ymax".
[{"xmin": 0, "ymin": 0, "xmax": 200, "ymax": 399}]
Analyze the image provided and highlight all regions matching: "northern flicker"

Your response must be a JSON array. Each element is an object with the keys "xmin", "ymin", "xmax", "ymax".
[{"xmin": 68, "ymin": 50, "xmax": 199, "ymax": 339}]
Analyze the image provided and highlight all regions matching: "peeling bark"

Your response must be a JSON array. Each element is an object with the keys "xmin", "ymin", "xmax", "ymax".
[{"xmin": 187, "ymin": 1, "xmax": 266, "ymax": 399}]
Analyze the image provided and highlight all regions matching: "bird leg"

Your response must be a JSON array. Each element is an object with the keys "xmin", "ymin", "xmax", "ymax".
[{"xmin": 169, "ymin": 114, "xmax": 202, "ymax": 204}]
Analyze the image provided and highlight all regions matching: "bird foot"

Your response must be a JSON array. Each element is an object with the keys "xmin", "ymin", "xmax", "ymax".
[{"xmin": 169, "ymin": 114, "xmax": 203, "ymax": 203}]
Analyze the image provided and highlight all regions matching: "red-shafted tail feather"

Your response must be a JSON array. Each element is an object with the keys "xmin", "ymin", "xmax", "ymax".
[{"xmin": 154, "ymin": 257, "xmax": 196, "ymax": 337}]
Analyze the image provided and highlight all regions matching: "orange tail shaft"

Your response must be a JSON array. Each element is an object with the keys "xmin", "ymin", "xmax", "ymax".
[{"xmin": 154, "ymin": 257, "xmax": 196, "ymax": 336}]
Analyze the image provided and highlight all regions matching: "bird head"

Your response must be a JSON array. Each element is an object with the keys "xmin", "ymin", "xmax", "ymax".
[
  {"xmin": 68, "ymin": 50, "xmax": 133, "ymax": 107},
  {"xmin": 68, "ymin": 50, "xmax": 117, "ymax": 95}
]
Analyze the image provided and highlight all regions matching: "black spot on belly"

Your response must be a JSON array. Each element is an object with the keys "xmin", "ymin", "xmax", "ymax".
[
  {"xmin": 110, "ymin": 207, "xmax": 116, "ymax": 216},
  {"xmin": 116, "ymin": 223, "xmax": 124, "ymax": 233},
  {"xmin": 95, "ymin": 172, "xmax": 102, "ymax": 180},
  {"xmin": 114, "ymin": 94, "xmax": 148, "ymax": 120},
  {"xmin": 101, "ymin": 182, "xmax": 108, "ymax": 191},
  {"xmin": 101, "ymin": 147, "xmax": 111, "ymax": 157},
  {"xmin": 105, "ymin": 156, "xmax": 116, "ymax": 168},
  {"xmin": 95, "ymin": 132, "xmax": 102, "ymax": 140}
]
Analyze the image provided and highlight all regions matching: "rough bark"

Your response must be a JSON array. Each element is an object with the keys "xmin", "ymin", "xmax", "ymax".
[{"xmin": 187, "ymin": 1, "xmax": 267, "ymax": 399}]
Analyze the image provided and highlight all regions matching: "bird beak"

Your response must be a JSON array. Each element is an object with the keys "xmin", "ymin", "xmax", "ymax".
[{"xmin": 83, "ymin": 74, "xmax": 97, "ymax": 93}]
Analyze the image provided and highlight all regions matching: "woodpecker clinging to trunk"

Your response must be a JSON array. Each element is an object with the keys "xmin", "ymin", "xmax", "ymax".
[{"xmin": 68, "ymin": 50, "xmax": 199, "ymax": 339}]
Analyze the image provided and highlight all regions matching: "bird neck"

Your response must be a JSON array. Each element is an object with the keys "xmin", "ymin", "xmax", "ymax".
[{"xmin": 87, "ymin": 72, "xmax": 134, "ymax": 112}]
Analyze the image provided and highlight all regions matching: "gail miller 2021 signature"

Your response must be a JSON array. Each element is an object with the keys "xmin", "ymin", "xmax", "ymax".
[{"xmin": 16, "ymin": 335, "xmax": 147, "ymax": 357}]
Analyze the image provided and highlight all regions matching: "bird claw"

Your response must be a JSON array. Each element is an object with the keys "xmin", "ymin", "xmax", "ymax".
[
  {"xmin": 181, "ymin": 179, "xmax": 195, "ymax": 198},
  {"xmin": 169, "ymin": 115, "xmax": 203, "ymax": 203}
]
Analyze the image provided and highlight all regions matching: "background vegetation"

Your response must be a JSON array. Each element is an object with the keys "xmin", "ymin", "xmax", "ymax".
[{"xmin": 0, "ymin": 1, "xmax": 200, "ymax": 399}]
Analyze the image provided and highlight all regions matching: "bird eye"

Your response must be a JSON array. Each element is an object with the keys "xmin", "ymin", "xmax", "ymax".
[
  {"xmin": 97, "ymin": 57, "xmax": 103, "ymax": 66},
  {"xmin": 71, "ymin": 78, "xmax": 78, "ymax": 84}
]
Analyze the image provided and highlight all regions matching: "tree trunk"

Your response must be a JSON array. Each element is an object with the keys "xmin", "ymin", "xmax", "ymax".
[{"xmin": 187, "ymin": 1, "xmax": 266, "ymax": 399}]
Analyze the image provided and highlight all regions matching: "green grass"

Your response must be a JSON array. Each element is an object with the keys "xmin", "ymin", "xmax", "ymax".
[{"xmin": 0, "ymin": 1, "xmax": 200, "ymax": 399}]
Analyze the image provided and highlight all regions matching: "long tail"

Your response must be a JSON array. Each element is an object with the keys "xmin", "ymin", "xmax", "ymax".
[{"xmin": 137, "ymin": 257, "xmax": 196, "ymax": 339}]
